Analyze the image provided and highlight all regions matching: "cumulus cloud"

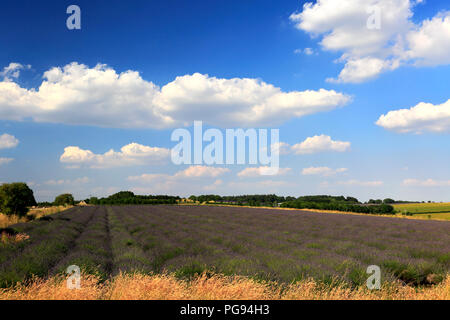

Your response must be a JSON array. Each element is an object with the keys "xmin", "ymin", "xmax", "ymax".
[
  {"xmin": 60, "ymin": 143, "xmax": 170, "ymax": 168},
  {"xmin": 0, "ymin": 62, "xmax": 350, "ymax": 128},
  {"xmin": 406, "ymin": 12, "xmax": 450, "ymax": 66},
  {"xmin": 290, "ymin": 0, "xmax": 450, "ymax": 83},
  {"xmin": 376, "ymin": 99, "xmax": 450, "ymax": 133},
  {"xmin": 302, "ymin": 166, "xmax": 348, "ymax": 176},
  {"xmin": 237, "ymin": 166, "xmax": 291, "ymax": 177},
  {"xmin": 338, "ymin": 179, "xmax": 383, "ymax": 187},
  {"xmin": 403, "ymin": 178, "xmax": 450, "ymax": 187},
  {"xmin": 326, "ymin": 57, "xmax": 399, "ymax": 84},
  {"xmin": 0, "ymin": 134, "xmax": 19, "ymax": 149},
  {"xmin": 0, "ymin": 158, "xmax": 13, "ymax": 166},
  {"xmin": 291, "ymin": 134, "xmax": 351, "ymax": 154}
]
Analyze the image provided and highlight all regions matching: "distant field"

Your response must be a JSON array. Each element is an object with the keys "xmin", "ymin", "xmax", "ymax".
[
  {"xmin": 1, "ymin": 205, "xmax": 449, "ymax": 290},
  {"xmin": 393, "ymin": 203, "xmax": 450, "ymax": 220}
]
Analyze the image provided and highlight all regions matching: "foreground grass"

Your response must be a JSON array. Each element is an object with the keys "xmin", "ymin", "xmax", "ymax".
[{"xmin": 0, "ymin": 272, "xmax": 448, "ymax": 300}]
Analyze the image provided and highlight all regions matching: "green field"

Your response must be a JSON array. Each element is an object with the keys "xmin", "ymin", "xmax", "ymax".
[{"xmin": 393, "ymin": 203, "xmax": 450, "ymax": 220}]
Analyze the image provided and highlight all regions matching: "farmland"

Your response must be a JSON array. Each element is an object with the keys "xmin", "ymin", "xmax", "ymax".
[
  {"xmin": 393, "ymin": 202, "xmax": 450, "ymax": 221},
  {"xmin": 1, "ymin": 205, "xmax": 449, "ymax": 294}
]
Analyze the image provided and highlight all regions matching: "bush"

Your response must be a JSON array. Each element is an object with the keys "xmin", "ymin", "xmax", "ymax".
[
  {"xmin": 0, "ymin": 183, "xmax": 37, "ymax": 217},
  {"xmin": 54, "ymin": 194, "xmax": 75, "ymax": 206}
]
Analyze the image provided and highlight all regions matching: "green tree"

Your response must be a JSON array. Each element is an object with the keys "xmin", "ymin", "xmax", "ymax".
[
  {"xmin": 0, "ymin": 182, "xmax": 37, "ymax": 217},
  {"xmin": 89, "ymin": 197, "xmax": 99, "ymax": 205},
  {"xmin": 54, "ymin": 193, "xmax": 75, "ymax": 206}
]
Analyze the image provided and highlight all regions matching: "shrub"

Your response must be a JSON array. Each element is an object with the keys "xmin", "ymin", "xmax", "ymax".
[{"xmin": 0, "ymin": 183, "xmax": 36, "ymax": 217}]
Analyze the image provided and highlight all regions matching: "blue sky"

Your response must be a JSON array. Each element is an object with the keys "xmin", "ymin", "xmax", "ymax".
[{"xmin": 1, "ymin": 0, "xmax": 450, "ymax": 202}]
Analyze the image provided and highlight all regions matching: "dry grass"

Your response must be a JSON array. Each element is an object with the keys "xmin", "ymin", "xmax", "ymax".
[
  {"xmin": 29, "ymin": 206, "xmax": 73, "ymax": 219},
  {"xmin": 0, "ymin": 206, "xmax": 72, "ymax": 228},
  {"xmin": 1, "ymin": 272, "xmax": 448, "ymax": 300},
  {"xmin": 1, "ymin": 232, "xmax": 30, "ymax": 244},
  {"xmin": 0, "ymin": 214, "xmax": 28, "ymax": 228}
]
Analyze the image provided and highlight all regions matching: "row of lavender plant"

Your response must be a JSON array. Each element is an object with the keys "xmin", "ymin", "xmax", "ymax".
[
  {"xmin": 106, "ymin": 206, "xmax": 153, "ymax": 275},
  {"xmin": 0, "ymin": 207, "xmax": 95, "ymax": 287},
  {"xmin": 114, "ymin": 205, "xmax": 449, "ymax": 285},
  {"xmin": 50, "ymin": 206, "xmax": 113, "ymax": 280}
]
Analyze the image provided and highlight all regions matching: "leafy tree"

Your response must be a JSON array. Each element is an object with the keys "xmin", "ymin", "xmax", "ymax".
[
  {"xmin": 54, "ymin": 193, "xmax": 75, "ymax": 206},
  {"xmin": 0, "ymin": 182, "xmax": 37, "ymax": 217},
  {"xmin": 383, "ymin": 198, "xmax": 395, "ymax": 204},
  {"xmin": 89, "ymin": 197, "xmax": 99, "ymax": 205}
]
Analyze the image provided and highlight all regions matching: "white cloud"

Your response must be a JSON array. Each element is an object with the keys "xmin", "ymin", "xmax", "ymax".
[
  {"xmin": 0, "ymin": 157, "xmax": 13, "ymax": 166},
  {"xmin": 127, "ymin": 166, "xmax": 230, "ymax": 195},
  {"xmin": 0, "ymin": 63, "xmax": 30, "ymax": 81},
  {"xmin": 295, "ymin": 48, "xmax": 315, "ymax": 55},
  {"xmin": 338, "ymin": 179, "xmax": 383, "ymax": 187},
  {"xmin": 290, "ymin": 1, "xmax": 450, "ymax": 83},
  {"xmin": 174, "ymin": 165, "xmax": 230, "ymax": 178},
  {"xmin": 376, "ymin": 99, "xmax": 450, "ymax": 133},
  {"xmin": 237, "ymin": 166, "xmax": 291, "ymax": 178},
  {"xmin": 326, "ymin": 57, "xmax": 399, "ymax": 84},
  {"xmin": 0, "ymin": 62, "xmax": 351, "ymax": 128},
  {"xmin": 260, "ymin": 142, "xmax": 291, "ymax": 156},
  {"xmin": 304, "ymin": 48, "xmax": 315, "ymax": 55},
  {"xmin": 403, "ymin": 178, "xmax": 450, "ymax": 187},
  {"xmin": 60, "ymin": 143, "xmax": 170, "ymax": 168},
  {"xmin": 0, "ymin": 134, "xmax": 19, "ymax": 149},
  {"xmin": 128, "ymin": 165, "xmax": 230, "ymax": 182},
  {"xmin": 203, "ymin": 179, "xmax": 224, "ymax": 191},
  {"xmin": 302, "ymin": 166, "xmax": 348, "ymax": 176},
  {"xmin": 291, "ymin": 134, "xmax": 351, "ymax": 154},
  {"xmin": 127, "ymin": 173, "xmax": 170, "ymax": 183},
  {"xmin": 44, "ymin": 177, "xmax": 90, "ymax": 186},
  {"xmin": 406, "ymin": 12, "xmax": 450, "ymax": 66}
]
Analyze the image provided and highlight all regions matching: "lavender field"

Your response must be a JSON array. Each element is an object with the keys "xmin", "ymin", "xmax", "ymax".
[{"xmin": 1, "ymin": 205, "xmax": 449, "ymax": 287}]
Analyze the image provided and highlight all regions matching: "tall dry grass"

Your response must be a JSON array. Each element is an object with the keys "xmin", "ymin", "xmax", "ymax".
[
  {"xmin": 0, "ymin": 206, "xmax": 72, "ymax": 228},
  {"xmin": 0, "ymin": 214, "xmax": 28, "ymax": 228},
  {"xmin": 1, "ymin": 273, "xmax": 448, "ymax": 300}
]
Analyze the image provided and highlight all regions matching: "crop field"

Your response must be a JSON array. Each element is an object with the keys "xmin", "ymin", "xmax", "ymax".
[
  {"xmin": 394, "ymin": 202, "xmax": 450, "ymax": 214},
  {"xmin": 1, "ymin": 205, "xmax": 449, "ymax": 291},
  {"xmin": 393, "ymin": 203, "xmax": 450, "ymax": 220}
]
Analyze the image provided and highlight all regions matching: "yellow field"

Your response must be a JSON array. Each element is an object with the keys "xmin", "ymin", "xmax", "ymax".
[
  {"xmin": 0, "ymin": 272, "xmax": 448, "ymax": 300},
  {"xmin": 0, "ymin": 206, "xmax": 72, "ymax": 228},
  {"xmin": 393, "ymin": 202, "xmax": 450, "ymax": 221}
]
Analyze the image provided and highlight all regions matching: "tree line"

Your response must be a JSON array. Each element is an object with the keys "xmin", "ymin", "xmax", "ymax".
[
  {"xmin": 188, "ymin": 194, "xmax": 295, "ymax": 207},
  {"xmin": 190, "ymin": 194, "xmax": 395, "ymax": 215},
  {"xmin": 87, "ymin": 191, "xmax": 180, "ymax": 205}
]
